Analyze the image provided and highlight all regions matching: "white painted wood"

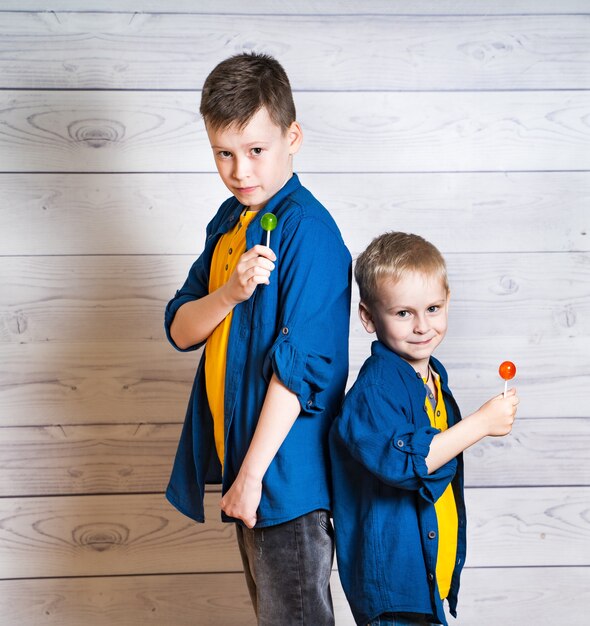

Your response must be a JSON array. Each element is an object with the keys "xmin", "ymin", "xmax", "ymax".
[
  {"xmin": 0, "ymin": 341, "xmax": 201, "ymax": 426},
  {"xmin": 1, "ymin": 252, "xmax": 586, "ymax": 343},
  {"xmin": 0, "ymin": 12, "xmax": 587, "ymax": 90},
  {"xmin": 0, "ymin": 493, "xmax": 242, "ymax": 579},
  {"xmin": 0, "ymin": 423, "xmax": 180, "ymax": 496},
  {"xmin": 4, "ymin": 1, "xmax": 589, "ymax": 15},
  {"xmin": 0, "ymin": 255, "xmax": 187, "ymax": 343},
  {"xmin": 0, "ymin": 573, "xmax": 258, "ymax": 626},
  {"xmin": 0, "ymin": 91, "xmax": 588, "ymax": 172},
  {"xmin": 0, "ymin": 418, "xmax": 586, "ymax": 497},
  {"xmin": 0, "ymin": 172, "xmax": 587, "ymax": 256},
  {"xmin": 463, "ymin": 417, "xmax": 590, "ymax": 488},
  {"xmin": 0, "ymin": 567, "xmax": 585, "ymax": 626},
  {"xmin": 451, "ymin": 567, "xmax": 590, "ymax": 626},
  {"xmin": 0, "ymin": 335, "xmax": 586, "ymax": 427},
  {"xmin": 0, "ymin": 488, "xmax": 587, "ymax": 579},
  {"xmin": 465, "ymin": 487, "xmax": 590, "ymax": 567}
]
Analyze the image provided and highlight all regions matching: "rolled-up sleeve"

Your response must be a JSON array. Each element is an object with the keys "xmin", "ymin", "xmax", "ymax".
[
  {"xmin": 267, "ymin": 213, "xmax": 351, "ymax": 415},
  {"xmin": 164, "ymin": 243, "xmax": 211, "ymax": 353},
  {"xmin": 334, "ymin": 382, "xmax": 456, "ymax": 503},
  {"xmin": 267, "ymin": 335, "xmax": 333, "ymax": 414}
]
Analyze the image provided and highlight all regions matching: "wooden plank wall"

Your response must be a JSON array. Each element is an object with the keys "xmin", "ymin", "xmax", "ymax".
[{"xmin": 0, "ymin": 1, "xmax": 588, "ymax": 624}]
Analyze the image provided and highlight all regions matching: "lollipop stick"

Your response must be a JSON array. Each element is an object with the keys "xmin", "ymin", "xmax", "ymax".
[
  {"xmin": 266, "ymin": 231, "xmax": 270, "ymax": 247},
  {"xmin": 503, "ymin": 380, "xmax": 507, "ymax": 398}
]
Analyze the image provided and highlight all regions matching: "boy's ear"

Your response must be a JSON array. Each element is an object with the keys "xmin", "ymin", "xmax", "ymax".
[
  {"xmin": 287, "ymin": 121, "xmax": 303, "ymax": 155},
  {"xmin": 358, "ymin": 301, "xmax": 376, "ymax": 334}
]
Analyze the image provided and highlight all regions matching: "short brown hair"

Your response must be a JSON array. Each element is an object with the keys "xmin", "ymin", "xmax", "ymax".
[
  {"xmin": 355, "ymin": 232, "xmax": 449, "ymax": 305},
  {"xmin": 200, "ymin": 52, "xmax": 296, "ymax": 133}
]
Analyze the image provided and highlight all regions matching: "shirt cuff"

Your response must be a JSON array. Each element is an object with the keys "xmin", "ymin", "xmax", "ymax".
[
  {"xmin": 164, "ymin": 293, "xmax": 202, "ymax": 352},
  {"xmin": 392, "ymin": 426, "xmax": 457, "ymax": 502},
  {"xmin": 266, "ymin": 334, "xmax": 333, "ymax": 415}
]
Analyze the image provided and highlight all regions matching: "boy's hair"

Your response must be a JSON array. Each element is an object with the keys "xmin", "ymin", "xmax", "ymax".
[
  {"xmin": 355, "ymin": 232, "xmax": 449, "ymax": 305},
  {"xmin": 200, "ymin": 52, "xmax": 296, "ymax": 133}
]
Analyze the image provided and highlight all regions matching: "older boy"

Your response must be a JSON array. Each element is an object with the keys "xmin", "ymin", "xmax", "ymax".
[
  {"xmin": 330, "ymin": 232, "xmax": 519, "ymax": 626},
  {"xmin": 165, "ymin": 53, "xmax": 351, "ymax": 625}
]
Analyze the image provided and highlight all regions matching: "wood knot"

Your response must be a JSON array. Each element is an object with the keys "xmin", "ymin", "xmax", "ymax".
[
  {"xmin": 499, "ymin": 275, "xmax": 519, "ymax": 294},
  {"xmin": 68, "ymin": 118, "xmax": 125, "ymax": 148},
  {"xmin": 73, "ymin": 523, "xmax": 129, "ymax": 552}
]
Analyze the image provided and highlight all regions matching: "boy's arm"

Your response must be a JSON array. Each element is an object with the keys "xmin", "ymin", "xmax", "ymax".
[
  {"xmin": 220, "ymin": 373, "xmax": 300, "ymax": 528},
  {"xmin": 170, "ymin": 244, "xmax": 276, "ymax": 349},
  {"xmin": 425, "ymin": 388, "xmax": 519, "ymax": 474}
]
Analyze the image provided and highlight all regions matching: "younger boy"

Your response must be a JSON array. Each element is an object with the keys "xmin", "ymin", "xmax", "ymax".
[
  {"xmin": 165, "ymin": 53, "xmax": 351, "ymax": 625},
  {"xmin": 329, "ymin": 232, "xmax": 518, "ymax": 626}
]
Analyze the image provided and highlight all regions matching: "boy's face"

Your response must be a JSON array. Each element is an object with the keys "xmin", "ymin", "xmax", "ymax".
[
  {"xmin": 206, "ymin": 107, "xmax": 303, "ymax": 212},
  {"xmin": 359, "ymin": 271, "xmax": 449, "ymax": 371}
]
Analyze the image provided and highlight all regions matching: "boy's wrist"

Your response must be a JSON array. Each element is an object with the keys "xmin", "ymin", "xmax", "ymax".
[
  {"xmin": 238, "ymin": 460, "xmax": 265, "ymax": 484},
  {"xmin": 465, "ymin": 409, "xmax": 493, "ymax": 440},
  {"xmin": 218, "ymin": 282, "xmax": 240, "ymax": 309}
]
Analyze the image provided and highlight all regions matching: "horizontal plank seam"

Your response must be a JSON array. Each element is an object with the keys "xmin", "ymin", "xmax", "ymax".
[
  {"xmin": 1, "ymin": 564, "xmax": 588, "ymax": 584},
  {"xmin": 1, "ymin": 10, "xmax": 590, "ymax": 17},
  {"xmin": 0, "ymin": 250, "xmax": 585, "ymax": 259},
  {"xmin": 2, "ymin": 88, "xmax": 590, "ymax": 93},
  {"xmin": 0, "ymin": 168, "xmax": 590, "ymax": 176},
  {"xmin": 1, "ymin": 170, "xmax": 589, "ymax": 176}
]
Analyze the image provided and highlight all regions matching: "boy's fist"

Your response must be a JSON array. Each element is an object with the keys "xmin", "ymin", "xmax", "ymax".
[
  {"xmin": 223, "ymin": 244, "xmax": 276, "ymax": 305},
  {"xmin": 477, "ymin": 388, "xmax": 519, "ymax": 437}
]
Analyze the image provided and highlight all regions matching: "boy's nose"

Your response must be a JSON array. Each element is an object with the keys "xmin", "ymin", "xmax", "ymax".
[
  {"xmin": 233, "ymin": 156, "xmax": 250, "ymax": 180},
  {"xmin": 414, "ymin": 315, "xmax": 429, "ymax": 334}
]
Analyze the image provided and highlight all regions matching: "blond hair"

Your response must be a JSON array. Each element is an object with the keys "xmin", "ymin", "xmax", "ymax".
[{"xmin": 355, "ymin": 232, "xmax": 449, "ymax": 305}]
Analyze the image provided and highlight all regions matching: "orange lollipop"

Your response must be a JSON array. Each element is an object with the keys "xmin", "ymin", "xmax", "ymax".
[{"xmin": 499, "ymin": 361, "xmax": 516, "ymax": 397}]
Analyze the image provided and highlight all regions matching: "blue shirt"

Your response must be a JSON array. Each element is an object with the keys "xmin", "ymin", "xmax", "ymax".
[
  {"xmin": 329, "ymin": 341, "xmax": 466, "ymax": 626},
  {"xmin": 165, "ymin": 174, "xmax": 352, "ymax": 527}
]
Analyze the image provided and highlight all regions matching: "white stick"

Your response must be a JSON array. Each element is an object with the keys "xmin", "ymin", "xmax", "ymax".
[
  {"xmin": 266, "ymin": 230, "xmax": 270, "ymax": 247},
  {"xmin": 503, "ymin": 380, "xmax": 508, "ymax": 398}
]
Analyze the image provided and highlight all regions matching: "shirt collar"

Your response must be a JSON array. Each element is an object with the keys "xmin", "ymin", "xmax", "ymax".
[{"xmin": 370, "ymin": 340, "xmax": 448, "ymax": 387}]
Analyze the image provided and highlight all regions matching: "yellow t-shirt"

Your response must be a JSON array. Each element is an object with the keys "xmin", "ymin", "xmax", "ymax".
[
  {"xmin": 205, "ymin": 209, "xmax": 259, "ymax": 466},
  {"xmin": 424, "ymin": 370, "xmax": 459, "ymax": 600}
]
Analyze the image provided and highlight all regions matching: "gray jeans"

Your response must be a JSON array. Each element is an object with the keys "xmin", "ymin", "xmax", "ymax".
[{"xmin": 236, "ymin": 509, "xmax": 335, "ymax": 626}]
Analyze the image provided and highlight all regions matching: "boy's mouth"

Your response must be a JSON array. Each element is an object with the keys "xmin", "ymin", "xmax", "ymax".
[{"xmin": 409, "ymin": 337, "xmax": 434, "ymax": 346}]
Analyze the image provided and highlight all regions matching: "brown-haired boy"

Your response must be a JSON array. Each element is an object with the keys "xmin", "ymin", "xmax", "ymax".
[
  {"xmin": 330, "ymin": 232, "xmax": 519, "ymax": 626},
  {"xmin": 165, "ymin": 53, "xmax": 351, "ymax": 625}
]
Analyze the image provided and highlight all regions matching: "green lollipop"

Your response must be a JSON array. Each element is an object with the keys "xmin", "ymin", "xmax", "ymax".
[{"xmin": 261, "ymin": 212, "xmax": 277, "ymax": 248}]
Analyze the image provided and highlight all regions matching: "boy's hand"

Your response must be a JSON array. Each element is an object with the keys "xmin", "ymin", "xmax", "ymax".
[
  {"xmin": 222, "ymin": 245, "xmax": 276, "ymax": 306},
  {"xmin": 220, "ymin": 471, "xmax": 262, "ymax": 529},
  {"xmin": 476, "ymin": 387, "xmax": 519, "ymax": 436}
]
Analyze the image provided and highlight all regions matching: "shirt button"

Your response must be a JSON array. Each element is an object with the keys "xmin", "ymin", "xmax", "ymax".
[
  {"xmin": 436, "ymin": 410, "xmax": 441, "ymax": 417},
  {"xmin": 228, "ymin": 248, "xmax": 233, "ymax": 254},
  {"xmin": 396, "ymin": 439, "xmax": 404, "ymax": 448},
  {"xmin": 225, "ymin": 264, "xmax": 229, "ymax": 271},
  {"xmin": 282, "ymin": 327, "xmax": 289, "ymax": 335},
  {"xmin": 428, "ymin": 530, "xmax": 436, "ymax": 539},
  {"xmin": 428, "ymin": 573, "xmax": 434, "ymax": 582},
  {"xmin": 307, "ymin": 399, "xmax": 313, "ymax": 408}
]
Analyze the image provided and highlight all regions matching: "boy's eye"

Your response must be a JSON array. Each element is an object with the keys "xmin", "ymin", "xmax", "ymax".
[
  {"xmin": 396, "ymin": 310, "xmax": 410, "ymax": 318},
  {"xmin": 251, "ymin": 147, "xmax": 263, "ymax": 155},
  {"xmin": 218, "ymin": 150, "xmax": 232, "ymax": 158},
  {"xmin": 427, "ymin": 305, "xmax": 440, "ymax": 313}
]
